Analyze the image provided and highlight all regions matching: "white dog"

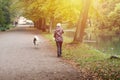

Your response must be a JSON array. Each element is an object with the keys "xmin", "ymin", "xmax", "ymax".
[{"xmin": 33, "ymin": 36, "xmax": 40, "ymax": 46}]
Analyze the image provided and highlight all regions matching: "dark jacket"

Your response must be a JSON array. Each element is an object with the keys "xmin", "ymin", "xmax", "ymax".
[{"xmin": 54, "ymin": 26, "xmax": 64, "ymax": 42}]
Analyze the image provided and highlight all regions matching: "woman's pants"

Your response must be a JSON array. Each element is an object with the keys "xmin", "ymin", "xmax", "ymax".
[{"xmin": 56, "ymin": 41, "xmax": 63, "ymax": 57}]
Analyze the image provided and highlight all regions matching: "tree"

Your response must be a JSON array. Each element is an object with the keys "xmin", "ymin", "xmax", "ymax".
[
  {"xmin": 16, "ymin": 0, "xmax": 82, "ymax": 32},
  {"xmin": 108, "ymin": 3, "xmax": 120, "ymax": 33},
  {"xmin": 73, "ymin": 0, "xmax": 91, "ymax": 43},
  {"xmin": 0, "ymin": 3, "xmax": 5, "ymax": 27},
  {"xmin": 0, "ymin": 0, "xmax": 11, "ymax": 28}
]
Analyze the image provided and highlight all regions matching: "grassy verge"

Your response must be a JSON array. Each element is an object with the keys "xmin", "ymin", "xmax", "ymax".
[{"xmin": 42, "ymin": 33, "xmax": 120, "ymax": 80}]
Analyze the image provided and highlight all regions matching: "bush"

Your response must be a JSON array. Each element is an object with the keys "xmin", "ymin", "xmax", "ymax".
[
  {"xmin": 0, "ymin": 24, "xmax": 14, "ymax": 31},
  {"xmin": 0, "ymin": 27, "xmax": 6, "ymax": 31}
]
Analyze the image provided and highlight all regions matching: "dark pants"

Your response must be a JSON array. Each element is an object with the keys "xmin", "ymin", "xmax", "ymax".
[{"xmin": 56, "ymin": 41, "xmax": 63, "ymax": 57}]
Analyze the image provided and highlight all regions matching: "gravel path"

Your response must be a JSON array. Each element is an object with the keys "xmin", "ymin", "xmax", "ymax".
[{"xmin": 0, "ymin": 26, "xmax": 83, "ymax": 80}]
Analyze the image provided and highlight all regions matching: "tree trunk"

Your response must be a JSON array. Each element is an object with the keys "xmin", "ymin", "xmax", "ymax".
[
  {"xmin": 49, "ymin": 17, "xmax": 54, "ymax": 33},
  {"xmin": 36, "ymin": 20, "xmax": 39, "ymax": 29},
  {"xmin": 41, "ymin": 18, "xmax": 46, "ymax": 32},
  {"xmin": 38, "ymin": 18, "xmax": 42, "ymax": 30},
  {"xmin": 73, "ymin": 0, "xmax": 91, "ymax": 43},
  {"xmin": 33, "ymin": 21, "xmax": 36, "ymax": 28},
  {"xmin": 34, "ymin": 21, "xmax": 36, "ymax": 28}
]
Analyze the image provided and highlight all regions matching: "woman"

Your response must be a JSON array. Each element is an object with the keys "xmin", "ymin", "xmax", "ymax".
[{"xmin": 54, "ymin": 23, "xmax": 64, "ymax": 57}]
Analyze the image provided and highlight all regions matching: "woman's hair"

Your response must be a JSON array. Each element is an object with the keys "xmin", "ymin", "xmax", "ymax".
[{"xmin": 56, "ymin": 23, "xmax": 61, "ymax": 27}]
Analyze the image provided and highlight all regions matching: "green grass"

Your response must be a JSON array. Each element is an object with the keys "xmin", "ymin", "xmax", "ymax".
[{"xmin": 42, "ymin": 33, "xmax": 120, "ymax": 79}]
